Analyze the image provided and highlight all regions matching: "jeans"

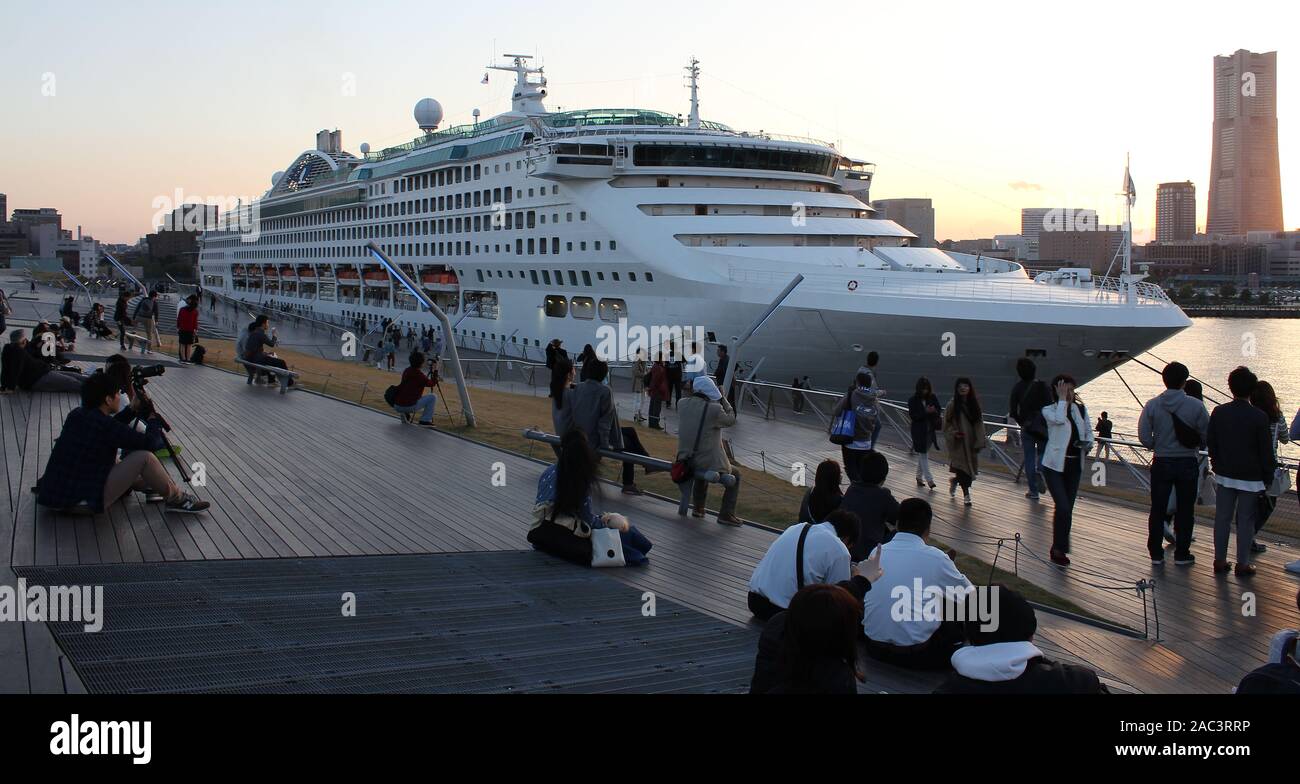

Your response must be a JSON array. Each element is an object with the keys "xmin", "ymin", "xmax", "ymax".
[
  {"xmin": 649, "ymin": 397, "xmax": 664, "ymax": 429},
  {"xmin": 1022, "ymin": 437, "xmax": 1043, "ymax": 495},
  {"xmin": 916, "ymin": 452, "xmax": 934, "ymax": 483},
  {"xmin": 394, "ymin": 393, "xmax": 438, "ymax": 423},
  {"xmin": 842, "ymin": 446, "xmax": 868, "ymax": 483},
  {"xmin": 1043, "ymin": 456, "xmax": 1082, "ymax": 553},
  {"xmin": 32, "ymin": 370, "xmax": 85, "ymax": 393},
  {"xmin": 1148, "ymin": 455, "xmax": 1197, "ymax": 559},
  {"xmin": 1214, "ymin": 485, "xmax": 1259, "ymax": 565}
]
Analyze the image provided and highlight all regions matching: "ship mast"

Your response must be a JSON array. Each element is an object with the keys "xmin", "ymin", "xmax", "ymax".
[{"xmin": 685, "ymin": 58, "xmax": 701, "ymax": 129}]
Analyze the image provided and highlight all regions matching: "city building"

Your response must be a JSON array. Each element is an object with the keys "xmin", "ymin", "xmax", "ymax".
[
  {"xmin": 1206, "ymin": 49, "xmax": 1284, "ymax": 235},
  {"xmin": 0, "ymin": 193, "xmax": 7, "ymax": 223},
  {"xmin": 870, "ymin": 198, "xmax": 935, "ymax": 247},
  {"xmin": 1020, "ymin": 207, "xmax": 1099, "ymax": 260},
  {"xmin": 1037, "ymin": 228, "xmax": 1125, "ymax": 273},
  {"xmin": 1155, "ymin": 181, "xmax": 1197, "ymax": 242},
  {"xmin": 1136, "ymin": 238, "xmax": 1268, "ymax": 279},
  {"xmin": 10, "ymin": 207, "xmax": 61, "ymax": 238}
]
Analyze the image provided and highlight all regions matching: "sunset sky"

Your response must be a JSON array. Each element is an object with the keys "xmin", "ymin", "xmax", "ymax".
[{"xmin": 1, "ymin": 0, "xmax": 1294, "ymax": 244}]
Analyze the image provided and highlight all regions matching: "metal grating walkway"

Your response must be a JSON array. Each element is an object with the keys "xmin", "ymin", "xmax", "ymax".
[{"xmin": 16, "ymin": 552, "xmax": 759, "ymax": 694}]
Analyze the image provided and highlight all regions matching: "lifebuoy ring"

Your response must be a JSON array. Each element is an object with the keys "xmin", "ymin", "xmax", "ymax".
[{"xmin": 847, "ymin": 280, "xmax": 859, "ymax": 291}]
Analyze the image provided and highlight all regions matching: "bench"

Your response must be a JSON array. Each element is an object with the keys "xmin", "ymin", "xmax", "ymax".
[
  {"xmin": 523, "ymin": 428, "xmax": 739, "ymax": 518},
  {"xmin": 237, "ymin": 359, "xmax": 299, "ymax": 394},
  {"xmin": 123, "ymin": 332, "xmax": 151, "ymax": 352}
]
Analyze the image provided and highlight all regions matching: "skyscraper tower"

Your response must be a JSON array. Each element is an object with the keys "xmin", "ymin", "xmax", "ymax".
[
  {"xmin": 1207, "ymin": 50, "xmax": 1283, "ymax": 235},
  {"xmin": 1155, "ymin": 181, "xmax": 1197, "ymax": 242}
]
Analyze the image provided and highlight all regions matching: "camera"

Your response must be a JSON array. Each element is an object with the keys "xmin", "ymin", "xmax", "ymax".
[{"xmin": 132, "ymin": 364, "xmax": 166, "ymax": 383}]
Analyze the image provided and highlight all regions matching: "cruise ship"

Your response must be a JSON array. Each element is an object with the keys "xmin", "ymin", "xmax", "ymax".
[{"xmin": 197, "ymin": 55, "xmax": 1191, "ymax": 407}]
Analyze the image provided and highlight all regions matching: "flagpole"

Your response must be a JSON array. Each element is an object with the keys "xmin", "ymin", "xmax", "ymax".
[{"xmin": 1123, "ymin": 152, "xmax": 1132, "ymax": 278}]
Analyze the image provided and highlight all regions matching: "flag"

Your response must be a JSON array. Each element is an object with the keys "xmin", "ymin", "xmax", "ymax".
[
  {"xmin": 1123, "ymin": 164, "xmax": 1136, "ymax": 207},
  {"xmin": 481, "ymin": 73, "xmax": 489, "ymax": 84}
]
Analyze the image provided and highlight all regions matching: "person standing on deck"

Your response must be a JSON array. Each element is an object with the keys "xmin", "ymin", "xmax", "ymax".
[
  {"xmin": 831, "ymin": 368, "xmax": 881, "ymax": 483},
  {"xmin": 943, "ymin": 377, "xmax": 986, "ymax": 507},
  {"xmin": 1207, "ymin": 366, "xmax": 1275, "ymax": 577},
  {"xmin": 631, "ymin": 349, "xmax": 647, "ymax": 424},
  {"xmin": 667, "ymin": 344, "xmax": 683, "ymax": 409},
  {"xmin": 1250, "ymin": 380, "xmax": 1289, "ymax": 553},
  {"xmin": 1040, "ymin": 374, "xmax": 1093, "ymax": 567},
  {"xmin": 176, "ymin": 294, "xmax": 200, "ymax": 364},
  {"xmin": 0, "ymin": 289, "xmax": 10, "ymax": 335},
  {"xmin": 647, "ymin": 354, "xmax": 670, "ymax": 431},
  {"xmin": 1009, "ymin": 358, "xmax": 1051, "ymax": 500},
  {"xmin": 1093, "ymin": 411, "xmax": 1114, "ymax": 459},
  {"xmin": 113, "ymin": 290, "xmax": 131, "ymax": 350},
  {"xmin": 132, "ymin": 290, "xmax": 162, "ymax": 354},
  {"xmin": 1138, "ymin": 361, "xmax": 1209, "ymax": 566},
  {"xmin": 908, "ymin": 376, "xmax": 941, "ymax": 490},
  {"xmin": 865, "ymin": 351, "xmax": 883, "ymax": 446}
]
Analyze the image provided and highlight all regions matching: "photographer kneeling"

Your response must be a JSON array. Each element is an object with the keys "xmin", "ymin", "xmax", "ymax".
[
  {"xmin": 36, "ymin": 372, "xmax": 209, "ymax": 515},
  {"xmin": 389, "ymin": 351, "xmax": 439, "ymax": 428}
]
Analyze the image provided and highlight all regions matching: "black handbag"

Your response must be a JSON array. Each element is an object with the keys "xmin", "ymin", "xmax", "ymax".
[{"xmin": 527, "ymin": 506, "xmax": 593, "ymax": 566}]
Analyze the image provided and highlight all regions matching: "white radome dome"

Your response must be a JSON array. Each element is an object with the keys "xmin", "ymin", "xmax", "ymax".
[
  {"xmin": 359, "ymin": 142, "xmax": 371, "ymax": 154},
  {"xmin": 414, "ymin": 98, "xmax": 444, "ymax": 131}
]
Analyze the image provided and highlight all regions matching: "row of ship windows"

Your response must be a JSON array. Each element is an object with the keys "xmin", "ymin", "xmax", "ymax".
[
  {"xmin": 216, "ymin": 236, "xmax": 617, "ymax": 261},
  {"xmin": 370, "ymin": 160, "xmax": 531, "ymax": 197},
  {"xmin": 469, "ymin": 266, "xmax": 651, "ymax": 286}
]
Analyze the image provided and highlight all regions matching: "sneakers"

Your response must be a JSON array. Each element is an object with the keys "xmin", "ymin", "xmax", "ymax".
[
  {"xmin": 621, "ymin": 485, "xmax": 644, "ymax": 496},
  {"xmin": 1174, "ymin": 554, "xmax": 1196, "ymax": 566},
  {"xmin": 1212, "ymin": 560, "xmax": 1231, "ymax": 575},
  {"xmin": 165, "ymin": 493, "xmax": 209, "ymax": 514},
  {"xmin": 916, "ymin": 477, "xmax": 925, "ymax": 488},
  {"xmin": 949, "ymin": 479, "xmax": 957, "ymax": 497},
  {"xmin": 1234, "ymin": 564, "xmax": 1256, "ymax": 577},
  {"xmin": 963, "ymin": 492, "xmax": 972, "ymax": 507},
  {"xmin": 1151, "ymin": 556, "xmax": 1165, "ymax": 566},
  {"xmin": 1025, "ymin": 491, "xmax": 1039, "ymax": 500},
  {"xmin": 1250, "ymin": 541, "xmax": 1267, "ymax": 553},
  {"xmin": 1049, "ymin": 549, "xmax": 1071, "ymax": 567},
  {"xmin": 417, "ymin": 421, "xmax": 437, "ymax": 430},
  {"xmin": 1285, "ymin": 560, "xmax": 1300, "ymax": 575},
  {"xmin": 716, "ymin": 513, "xmax": 744, "ymax": 527},
  {"xmin": 926, "ymin": 481, "xmax": 936, "ymax": 490}
]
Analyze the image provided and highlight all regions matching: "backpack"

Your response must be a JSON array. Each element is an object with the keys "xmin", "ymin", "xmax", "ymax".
[
  {"xmin": 1169, "ymin": 411, "xmax": 1203, "ymax": 449},
  {"xmin": 383, "ymin": 385, "xmax": 399, "ymax": 407}
]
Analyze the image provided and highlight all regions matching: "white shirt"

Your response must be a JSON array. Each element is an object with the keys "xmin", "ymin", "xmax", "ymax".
[
  {"xmin": 1215, "ymin": 475, "xmax": 1266, "ymax": 493},
  {"xmin": 863, "ymin": 532, "xmax": 973, "ymax": 646},
  {"xmin": 748, "ymin": 522, "xmax": 851, "ymax": 610},
  {"xmin": 1040, "ymin": 399, "xmax": 1093, "ymax": 473}
]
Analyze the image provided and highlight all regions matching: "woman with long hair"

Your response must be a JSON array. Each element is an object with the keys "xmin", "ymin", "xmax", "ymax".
[
  {"xmin": 1251, "ymin": 380, "xmax": 1289, "ymax": 549},
  {"xmin": 764, "ymin": 584, "xmax": 863, "ymax": 694},
  {"xmin": 799, "ymin": 459, "xmax": 844, "ymax": 523},
  {"xmin": 532, "ymin": 429, "xmax": 652, "ymax": 565},
  {"xmin": 1040, "ymin": 373, "xmax": 1093, "ymax": 566},
  {"xmin": 548, "ymin": 357, "xmax": 575, "ymax": 456},
  {"xmin": 943, "ymin": 377, "xmax": 985, "ymax": 506},
  {"xmin": 908, "ymin": 376, "xmax": 942, "ymax": 490}
]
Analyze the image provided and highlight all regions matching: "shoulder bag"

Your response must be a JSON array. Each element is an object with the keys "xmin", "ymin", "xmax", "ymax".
[{"xmin": 671, "ymin": 401, "xmax": 711, "ymax": 483}]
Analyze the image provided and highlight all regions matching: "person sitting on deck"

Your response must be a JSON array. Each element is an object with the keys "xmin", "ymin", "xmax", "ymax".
[
  {"xmin": 747, "ymin": 509, "xmax": 878, "ymax": 622},
  {"xmin": 1, "ymin": 329, "xmax": 85, "ymax": 393},
  {"xmin": 750, "ymin": 584, "xmax": 866, "ymax": 695},
  {"xmin": 390, "ymin": 351, "xmax": 439, "ymax": 428},
  {"xmin": 1235, "ymin": 589, "xmax": 1300, "ymax": 694},
  {"xmin": 530, "ymin": 429, "xmax": 652, "ymax": 566},
  {"xmin": 676, "ymin": 375, "xmax": 742, "ymax": 525},
  {"xmin": 798, "ymin": 459, "xmax": 843, "ymax": 524},
  {"xmin": 35, "ymin": 372, "xmax": 209, "ymax": 515},
  {"xmin": 564, "ymin": 358, "xmax": 653, "ymax": 496},
  {"xmin": 243, "ymin": 315, "xmax": 293, "ymax": 386},
  {"xmin": 30, "ymin": 320, "xmax": 74, "ymax": 366},
  {"xmin": 862, "ymin": 498, "xmax": 972, "ymax": 670},
  {"xmin": 58, "ymin": 317, "xmax": 78, "ymax": 351},
  {"xmin": 933, "ymin": 586, "xmax": 1108, "ymax": 694},
  {"xmin": 838, "ymin": 450, "xmax": 899, "ymax": 562}
]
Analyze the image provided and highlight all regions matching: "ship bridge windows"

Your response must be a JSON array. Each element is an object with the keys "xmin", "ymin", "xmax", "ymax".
[{"xmin": 633, "ymin": 144, "xmax": 837, "ymax": 177}]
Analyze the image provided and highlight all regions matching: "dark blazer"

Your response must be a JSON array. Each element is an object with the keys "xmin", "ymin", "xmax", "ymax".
[
  {"xmin": 1207, "ymin": 399, "xmax": 1276, "ymax": 483},
  {"xmin": 908, "ymin": 393, "xmax": 941, "ymax": 453},
  {"xmin": 838, "ymin": 482, "xmax": 899, "ymax": 561},
  {"xmin": 1, "ymin": 343, "xmax": 52, "ymax": 390}
]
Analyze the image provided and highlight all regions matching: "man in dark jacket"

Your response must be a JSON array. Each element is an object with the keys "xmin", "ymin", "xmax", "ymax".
[
  {"xmin": 544, "ymin": 339, "xmax": 566, "ymax": 370},
  {"xmin": 244, "ymin": 316, "xmax": 292, "ymax": 384},
  {"xmin": 934, "ymin": 586, "xmax": 1108, "ymax": 694},
  {"xmin": 1009, "ymin": 358, "xmax": 1051, "ymax": 499},
  {"xmin": 838, "ymin": 450, "xmax": 899, "ymax": 561},
  {"xmin": 1207, "ymin": 366, "xmax": 1275, "ymax": 577},
  {"xmin": 1, "ymin": 330, "xmax": 84, "ymax": 392},
  {"xmin": 113, "ymin": 290, "xmax": 131, "ymax": 350},
  {"xmin": 36, "ymin": 372, "xmax": 208, "ymax": 514}
]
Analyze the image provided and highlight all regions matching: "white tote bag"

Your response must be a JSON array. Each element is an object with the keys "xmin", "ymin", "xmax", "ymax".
[{"xmin": 590, "ymin": 527, "xmax": 626, "ymax": 568}]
